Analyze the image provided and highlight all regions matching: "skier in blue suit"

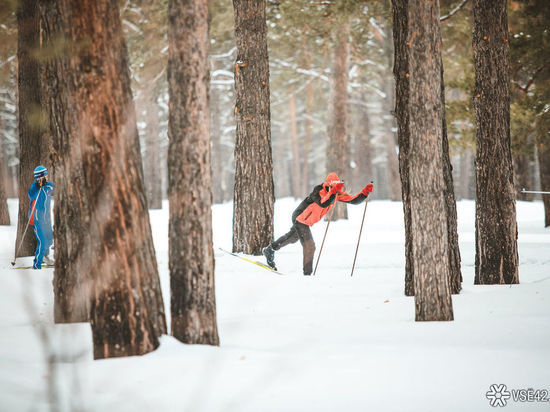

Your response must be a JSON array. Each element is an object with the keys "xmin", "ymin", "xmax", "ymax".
[{"xmin": 28, "ymin": 165, "xmax": 54, "ymax": 269}]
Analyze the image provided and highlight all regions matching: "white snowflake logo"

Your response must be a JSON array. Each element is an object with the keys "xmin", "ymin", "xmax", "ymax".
[{"xmin": 486, "ymin": 384, "xmax": 511, "ymax": 407}]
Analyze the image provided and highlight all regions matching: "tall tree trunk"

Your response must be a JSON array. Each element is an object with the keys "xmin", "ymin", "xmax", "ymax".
[
  {"xmin": 353, "ymin": 97, "xmax": 373, "ymax": 189},
  {"xmin": 210, "ymin": 86, "xmax": 224, "ymax": 204},
  {"xmin": 144, "ymin": 89, "xmax": 163, "ymax": 210},
  {"xmin": 0, "ymin": 144, "xmax": 11, "ymax": 225},
  {"xmin": 440, "ymin": 63, "xmax": 462, "ymax": 294},
  {"xmin": 168, "ymin": 0, "xmax": 219, "ymax": 346},
  {"xmin": 301, "ymin": 78, "xmax": 314, "ymax": 196},
  {"xmin": 326, "ymin": 19, "xmax": 350, "ymax": 220},
  {"xmin": 458, "ymin": 149, "xmax": 473, "ymax": 200},
  {"xmin": 57, "ymin": 0, "xmax": 167, "ymax": 358},
  {"xmin": 513, "ymin": 154, "xmax": 534, "ymax": 201},
  {"xmin": 536, "ymin": 120, "xmax": 550, "ymax": 227},
  {"xmin": 15, "ymin": 0, "xmax": 47, "ymax": 257},
  {"xmin": 408, "ymin": 0, "xmax": 453, "ymax": 321},
  {"xmin": 392, "ymin": 0, "xmax": 414, "ymax": 296},
  {"xmin": 289, "ymin": 95, "xmax": 301, "ymax": 198},
  {"xmin": 40, "ymin": 0, "xmax": 90, "ymax": 323},
  {"xmin": 232, "ymin": 0, "xmax": 274, "ymax": 255},
  {"xmin": 473, "ymin": 0, "xmax": 519, "ymax": 285}
]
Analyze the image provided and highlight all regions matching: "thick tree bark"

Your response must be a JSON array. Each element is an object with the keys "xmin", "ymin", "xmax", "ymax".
[
  {"xmin": 289, "ymin": 95, "xmax": 301, "ymax": 199},
  {"xmin": 55, "ymin": 0, "xmax": 167, "ymax": 358},
  {"xmin": 440, "ymin": 63, "xmax": 462, "ymax": 294},
  {"xmin": 168, "ymin": 0, "xmax": 219, "ymax": 346},
  {"xmin": 15, "ymin": 0, "xmax": 47, "ymax": 257},
  {"xmin": 40, "ymin": 0, "xmax": 90, "ymax": 323},
  {"xmin": 232, "ymin": 0, "xmax": 274, "ymax": 254},
  {"xmin": 327, "ymin": 19, "xmax": 350, "ymax": 220},
  {"xmin": 392, "ymin": 0, "xmax": 414, "ymax": 296},
  {"xmin": 407, "ymin": 0, "xmax": 454, "ymax": 321},
  {"xmin": 473, "ymin": 0, "xmax": 519, "ymax": 285}
]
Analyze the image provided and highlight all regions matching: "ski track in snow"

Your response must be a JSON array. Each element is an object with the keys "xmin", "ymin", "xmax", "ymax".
[{"xmin": 0, "ymin": 198, "xmax": 549, "ymax": 412}]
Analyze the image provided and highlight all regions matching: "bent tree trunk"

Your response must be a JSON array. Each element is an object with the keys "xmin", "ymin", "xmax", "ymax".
[
  {"xmin": 232, "ymin": 0, "xmax": 274, "ymax": 255},
  {"xmin": 168, "ymin": 0, "xmax": 219, "ymax": 346},
  {"xmin": 59, "ymin": 0, "xmax": 167, "ymax": 359},
  {"xmin": 16, "ymin": 0, "xmax": 46, "ymax": 257},
  {"xmin": 407, "ymin": 0, "xmax": 453, "ymax": 321},
  {"xmin": 473, "ymin": 0, "xmax": 519, "ymax": 284}
]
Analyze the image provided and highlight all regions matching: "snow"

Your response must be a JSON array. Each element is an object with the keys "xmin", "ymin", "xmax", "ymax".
[{"xmin": 1, "ymin": 198, "xmax": 549, "ymax": 411}]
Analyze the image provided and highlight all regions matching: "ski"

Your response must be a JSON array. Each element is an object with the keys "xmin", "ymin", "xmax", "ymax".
[
  {"xmin": 218, "ymin": 248, "xmax": 286, "ymax": 276},
  {"xmin": 12, "ymin": 264, "xmax": 55, "ymax": 270}
]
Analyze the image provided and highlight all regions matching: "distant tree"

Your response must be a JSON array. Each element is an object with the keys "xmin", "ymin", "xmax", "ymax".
[
  {"xmin": 0, "ymin": 154, "xmax": 9, "ymax": 225},
  {"xmin": 326, "ymin": 18, "xmax": 350, "ymax": 220},
  {"xmin": 473, "ymin": 0, "xmax": 519, "ymax": 284},
  {"xmin": 52, "ymin": 0, "xmax": 167, "ymax": 359},
  {"xmin": 39, "ymin": 0, "xmax": 90, "ymax": 323},
  {"xmin": 407, "ymin": 0, "xmax": 454, "ymax": 321},
  {"xmin": 232, "ymin": 0, "xmax": 275, "ymax": 254},
  {"xmin": 15, "ymin": 0, "xmax": 47, "ymax": 257},
  {"xmin": 167, "ymin": 0, "xmax": 219, "ymax": 345}
]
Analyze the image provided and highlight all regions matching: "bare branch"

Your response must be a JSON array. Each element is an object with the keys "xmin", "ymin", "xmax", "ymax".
[{"xmin": 440, "ymin": 0, "xmax": 469, "ymax": 22}]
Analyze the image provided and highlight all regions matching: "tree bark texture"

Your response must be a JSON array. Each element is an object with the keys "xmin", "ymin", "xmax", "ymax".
[
  {"xmin": 56, "ymin": 0, "xmax": 167, "ymax": 358},
  {"xmin": 327, "ymin": 20, "xmax": 350, "ymax": 221},
  {"xmin": 232, "ymin": 0, "xmax": 274, "ymax": 255},
  {"xmin": 473, "ymin": 0, "xmax": 519, "ymax": 285},
  {"xmin": 440, "ymin": 63, "xmax": 462, "ymax": 294},
  {"xmin": 168, "ymin": 0, "xmax": 219, "ymax": 346},
  {"xmin": 392, "ymin": 0, "xmax": 414, "ymax": 296},
  {"xmin": 408, "ymin": 0, "xmax": 453, "ymax": 321},
  {"xmin": 15, "ymin": 0, "xmax": 47, "ymax": 257},
  {"xmin": 39, "ymin": 0, "xmax": 90, "ymax": 323}
]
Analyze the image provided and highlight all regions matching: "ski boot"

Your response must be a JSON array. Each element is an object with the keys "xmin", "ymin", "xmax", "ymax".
[{"xmin": 262, "ymin": 245, "xmax": 277, "ymax": 271}]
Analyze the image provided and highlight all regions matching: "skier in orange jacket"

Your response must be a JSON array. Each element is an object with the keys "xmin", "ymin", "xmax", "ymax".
[{"xmin": 262, "ymin": 172, "xmax": 373, "ymax": 275}]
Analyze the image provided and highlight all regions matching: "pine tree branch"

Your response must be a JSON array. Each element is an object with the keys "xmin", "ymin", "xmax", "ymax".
[{"xmin": 440, "ymin": 0, "xmax": 469, "ymax": 22}]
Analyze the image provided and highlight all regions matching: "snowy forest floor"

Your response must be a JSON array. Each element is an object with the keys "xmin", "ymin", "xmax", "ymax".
[{"xmin": 1, "ymin": 198, "xmax": 549, "ymax": 412}]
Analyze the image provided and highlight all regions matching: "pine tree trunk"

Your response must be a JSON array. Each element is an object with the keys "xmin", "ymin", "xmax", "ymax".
[
  {"xmin": 408, "ymin": 0, "xmax": 453, "ymax": 321},
  {"xmin": 289, "ymin": 95, "xmax": 301, "ymax": 199},
  {"xmin": 55, "ymin": 0, "xmax": 167, "ymax": 358},
  {"xmin": 15, "ymin": 0, "xmax": 47, "ymax": 257},
  {"xmin": 513, "ymin": 154, "xmax": 534, "ymax": 201},
  {"xmin": 210, "ymin": 86, "xmax": 224, "ymax": 204},
  {"xmin": 440, "ymin": 63, "xmax": 462, "ymax": 294},
  {"xmin": 458, "ymin": 149, "xmax": 473, "ymax": 200},
  {"xmin": 144, "ymin": 90, "xmax": 163, "ymax": 210},
  {"xmin": 473, "ymin": 0, "xmax": 519, "ymax": 285},
  {"xmin": 40, "ymin": 0, "xmax": 90, "ymax": 323},
  {"xmin": 392, "ymin": 0, "xmax": 414, "ymax": 296},
  {"xmin": 326, "ymin": 19, "xmax": 350, "ymax": 221},
  {"xmin": 0, "ymin": 147, "xmax": 10, "ymax": 225},
  {"xmin": 232, "ymin": 0, "xmax": 274, "ymax": 255},
  {"xmin": 168, "ymin": 0, "xmax": 219, "ymax": 346},
  {"xmin": 536, "ymin": 120, "xmax": 550, "ymax": 227},
  {"xmin": 301, "ymin": 78, "xmax": 314, "ymax": 197}
]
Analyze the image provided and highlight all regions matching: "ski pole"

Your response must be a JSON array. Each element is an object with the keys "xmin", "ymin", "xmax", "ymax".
[
  {"xmin": 11, "ymin": 190, "xmax": 39, "ymax": 266},
  {"xmin": 350, "ymin": 183, "xmax": 372, "ymax": 277},
  {"xmin": 313, "ymin": 204, "xmax": 336, "ymax": 276},
  {"xmin": 521, "ymin": 189, "xmax": 550, "ymax": 195}
]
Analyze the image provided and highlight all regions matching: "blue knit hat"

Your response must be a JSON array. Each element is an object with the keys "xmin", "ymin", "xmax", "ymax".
[{"xmin": 33, "ymin": 165, "xmax": 48, "ymax": 179}]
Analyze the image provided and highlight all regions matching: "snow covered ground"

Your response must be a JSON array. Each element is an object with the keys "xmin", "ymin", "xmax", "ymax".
[{"xmin": 0, "ymin": 197, "xmax": 549, "ymax": 411}]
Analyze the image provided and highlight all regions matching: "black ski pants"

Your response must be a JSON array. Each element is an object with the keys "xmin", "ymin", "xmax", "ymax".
[{"xmin": 272, "ymin": 221, "xmax": 315, "ymax": 275}]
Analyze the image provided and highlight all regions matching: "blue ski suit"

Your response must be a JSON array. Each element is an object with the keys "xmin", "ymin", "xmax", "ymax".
[{"xmin": 28, "ymin": 181, "xmax": 54, "ymax": 269}]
